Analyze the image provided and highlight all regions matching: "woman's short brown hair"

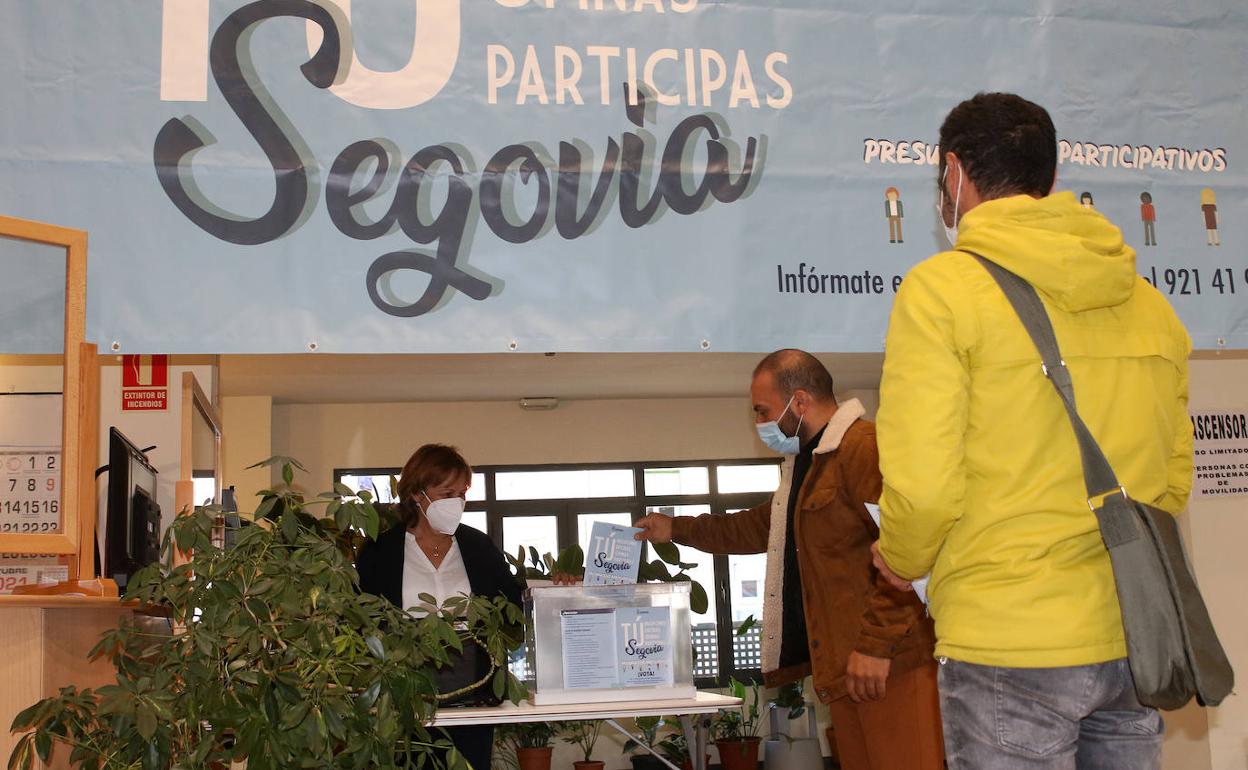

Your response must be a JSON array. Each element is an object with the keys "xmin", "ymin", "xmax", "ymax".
[{"xmin": 396, "ymin": 444, "xmax": 471, "ymax": 526}]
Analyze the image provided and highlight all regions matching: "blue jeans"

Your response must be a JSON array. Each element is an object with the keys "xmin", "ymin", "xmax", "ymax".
[{"xmin": 938, "ymin": 657, "xmax": 1162, "ymax": 770}]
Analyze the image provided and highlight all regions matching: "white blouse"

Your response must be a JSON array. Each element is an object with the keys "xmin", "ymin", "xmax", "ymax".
[{"xmin": 401, "ymin": 532, "xmax": 472, "ymax": 614}]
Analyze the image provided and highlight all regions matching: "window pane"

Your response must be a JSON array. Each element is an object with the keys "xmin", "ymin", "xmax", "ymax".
[
  {"xmin": 577, "ymin": 512, "xmax": 635, "ymax": 555},
  {"xmin": 339, "ymin": 471, "xmax": 485, "ymax": 503},
  {"xmin": 716, "ymin": 463, "xmax": 781, "ymax": 494},
  {"xmin": 502, "ymin": 515, "xmax": 559, "ymax": 563},
  {"xmin": 339, "ymin": 473, "xmax": 398, "ymax": 503},
  {"xmin": 644, "ymin": 503, "xmax": 711, "ymax": 518},
  {"xmin": 466, "ymin": 472, "xmax": 486, "ymax": 502},
  {"xmin": 461, "ymin": 510, "xmax": 488, "ymax": 534},
  {"xmin": 643, "ymin": 466, "xmax": 709, "ymax": 496},
  {"xmin": 728, "ymin": 553, "xmax": 767, "ymax": 673},
  {"xmin": 495, "ymin": 469, "xmax": 634, "ymax": 500},
  {"xmin": 646, "ymin": 504, "xmax": 718, "ymax": 680},
  {"xmin": 192, "ymin": 475, "xmax": 216, "ymax": 507}
]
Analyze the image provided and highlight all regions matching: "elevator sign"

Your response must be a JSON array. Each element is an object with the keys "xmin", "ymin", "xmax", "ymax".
[{"xmin": 1191, "ymin": 411, "xmax": 1248, "ymax": 499}]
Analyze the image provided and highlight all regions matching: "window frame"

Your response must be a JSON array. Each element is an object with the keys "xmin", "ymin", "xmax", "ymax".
[{"xmin": 335, "ymin": 457, "xmax": 780, "ymax": 687}]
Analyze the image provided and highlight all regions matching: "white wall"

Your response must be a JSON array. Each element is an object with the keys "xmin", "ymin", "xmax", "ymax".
[
  {"xmin": 271, "ymin": 396, "xmax": 770, "ymax": 494},
  {"xmin": 221, "ymin": 395, "xmax": 272, "ymax": 512},
  {"xmin": 0, "ymin": 355, "xmax": 61, "ymax": 392}
]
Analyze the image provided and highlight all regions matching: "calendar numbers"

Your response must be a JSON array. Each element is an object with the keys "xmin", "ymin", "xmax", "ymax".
[{"xmin": 0, "ymin": 449, "xmax": 62, "ymax": 535}]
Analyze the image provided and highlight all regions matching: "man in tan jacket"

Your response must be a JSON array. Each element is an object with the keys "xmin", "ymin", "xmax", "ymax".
[{"xmin": 635, "ymin": 349, "xmax": 942, "ymax": 770}]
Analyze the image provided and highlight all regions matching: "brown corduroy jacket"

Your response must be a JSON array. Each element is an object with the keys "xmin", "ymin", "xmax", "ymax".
[{"xmin": 672, "ymin": 406, "xmax": 935, "ymax": 703}]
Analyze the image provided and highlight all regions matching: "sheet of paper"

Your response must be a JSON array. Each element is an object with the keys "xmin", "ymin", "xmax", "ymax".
[
  {"xmin": 560, "ymin": 608, "xmax": 619, "ymax": 689},
  {"xmin": 583, "ymin": 521, "xmax": 643, "ymax": 585},
  {"xmin": 0, "ymin": 554, "xmax": 68, "ymax": 594},
  {"xmin": 617, "ymin": 606, "xmax": 674, "ymax": 687},
  {"xmin": 865, "ymin": 503, "xmax": 930, "ymax": 605}
]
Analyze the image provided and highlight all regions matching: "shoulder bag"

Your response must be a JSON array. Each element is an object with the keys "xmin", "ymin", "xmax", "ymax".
[{"xmin": 967, "ymin": 250, "xmax": 1234, "ymax": 710}]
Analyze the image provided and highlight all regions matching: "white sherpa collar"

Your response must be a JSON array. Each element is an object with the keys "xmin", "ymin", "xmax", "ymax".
[
  {"xmin": 812, "ymin": 398, "xmax": 866, "ymax": 455},
  {"xmin": 757, "ymin": 397, "xmax": 865, "ymax": 676}
]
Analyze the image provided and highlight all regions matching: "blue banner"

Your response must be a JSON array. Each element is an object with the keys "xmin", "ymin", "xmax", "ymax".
[{"xmin": 1, "ymin": 1, "xmax": 1244, "ymax": 353}]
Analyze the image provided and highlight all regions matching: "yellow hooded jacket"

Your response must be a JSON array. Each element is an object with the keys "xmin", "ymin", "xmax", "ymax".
[{"xmin": 877, "ymin": 191, "xmax": 1193, "ymax": 668}]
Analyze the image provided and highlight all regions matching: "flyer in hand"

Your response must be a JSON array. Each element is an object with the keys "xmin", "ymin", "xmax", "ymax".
[{"xmin": 583, "ymin": 521, "xmax": 643, "ymax": 585}]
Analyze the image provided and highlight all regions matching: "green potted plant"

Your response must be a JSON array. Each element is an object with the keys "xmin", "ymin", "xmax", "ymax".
[
  {"xmin": 7, "ymin": 458, "xmax": 525, "ymax": 770},
  {"xmin": 560, "ymin": 720, "xmax": 605, "ymax": 770},
  {"xmin": 491, "ymin": 722, "xmax": 522, "ymax": 770},
  {"xmin": 625, "ymin": 716, "xmax": 705, "ymax": 770},
  {"xmin": 512, "ymin": 721, "xmax": 557, "ymax": 770},
  {"xmin": 624, "ymin": 716, "xmax": 668, "ymax": 770},
  {"xmin": 763, "ymin": 680, "xmax": 822, "ymax": 770},
  {"xmin": 713, "ymin": 677, "xmax": 764, "ymax": 770},
  {"xmin": 662, "ymin": 732, "xmax": 711, "ymax": 770}
]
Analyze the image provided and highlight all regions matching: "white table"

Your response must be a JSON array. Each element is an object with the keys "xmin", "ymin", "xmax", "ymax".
[{"xmin": 431, "ymin": 691, "xmax": 742, "ymax": 770}]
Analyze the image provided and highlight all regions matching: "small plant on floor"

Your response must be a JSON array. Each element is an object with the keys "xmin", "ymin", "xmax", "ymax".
[
  {"xmin": 713, "ymin": 678, "xmax": 764, "ymax": 770},
  {"xmin": 714, "ymin": 678, "xmax": 763, "ymax": 741},
  {"xmin": 510, "ymin": 722, "xmax": 557, "ymax": 770},
  {"xmin": 514, "ymin": 721, "xmax": 556, "ymax": 750},
  {"xmin": 491, "ymin": 723, "xmax": 523, "ymax": 770},
  {"xmin": 561, "ymin": 720, "xmax": 605, "ymax": 767},
  {"xmin": 625, "ymin": 716, "xmax": 690, "ymax": 769}
]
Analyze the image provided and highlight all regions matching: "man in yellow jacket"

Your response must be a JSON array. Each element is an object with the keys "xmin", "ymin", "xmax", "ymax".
[{"xmin": 874, "ymin": 93, "xmax": 1193, "ymax": 770}]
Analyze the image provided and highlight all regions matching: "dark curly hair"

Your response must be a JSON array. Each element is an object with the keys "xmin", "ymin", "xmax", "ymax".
[{"xmin": 939, "ymin": 92, "xmax": 1056, "ymax": 200}]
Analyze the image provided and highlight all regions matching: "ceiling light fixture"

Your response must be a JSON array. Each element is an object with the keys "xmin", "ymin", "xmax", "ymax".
[{"xmin": 519, "ymin": 397, "xmax": 559, "ymax": 411}]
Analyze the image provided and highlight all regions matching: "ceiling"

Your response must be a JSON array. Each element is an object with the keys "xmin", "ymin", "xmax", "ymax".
[{"xmin": 218, "ymin": 352, "xmax": 887, "ymax": 404}]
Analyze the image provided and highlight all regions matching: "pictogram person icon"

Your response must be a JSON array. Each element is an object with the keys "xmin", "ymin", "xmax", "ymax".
[
  {"xmin": 884, "ymin": 187, "xmax": 904, "ymax": 243},
  {"xmin": 1139, "ymin": 192, "xmax": 1157, "ymax": 246},
  {"xmin": 1200, "ymin": 188, "xmax": 1220, "ymax": 246}
]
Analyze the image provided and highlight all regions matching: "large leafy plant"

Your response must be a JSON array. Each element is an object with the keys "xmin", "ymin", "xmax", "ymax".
[{"xmin": 8, "ymin": 459, "xmax": 524, "ymax": 770}]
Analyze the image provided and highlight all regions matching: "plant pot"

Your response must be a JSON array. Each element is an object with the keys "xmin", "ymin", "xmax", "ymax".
[
  {"xmin": 716, "ymin": 737, "xmax": 761, "ymax": 770},
  {"xmin": 516, "ymin": 746, "xmax": 554, "ymax": 770},
  {"xmin": 764, "ymin": 736, "xmax": 823, "ymax": 770},
  {"xmin": 573, "ymin": 762, "xmax": 605, "ymax": 770}
]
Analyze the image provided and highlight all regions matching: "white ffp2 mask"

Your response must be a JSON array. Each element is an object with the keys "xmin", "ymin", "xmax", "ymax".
[
  {"xmin": 939, "ymin": 163, "xmax": 962, "ymax": 248},
  {"xmin": 420, "ymin": 492, "xmax": 465, "ymax": 535}
]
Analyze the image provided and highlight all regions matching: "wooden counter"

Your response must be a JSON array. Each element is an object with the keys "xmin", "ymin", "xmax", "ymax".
[{"xmin": 0, "ymin": 597, "xmax": 134, "ymax": 769}]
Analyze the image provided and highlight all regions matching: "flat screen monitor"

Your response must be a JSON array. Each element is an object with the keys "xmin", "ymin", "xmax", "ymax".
[{"xmin": 105, "ymin": 427, "xmax": 161, "ymax": 589}]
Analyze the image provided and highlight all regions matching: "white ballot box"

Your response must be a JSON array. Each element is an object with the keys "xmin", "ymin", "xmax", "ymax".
[{"xmin": 525, "ymin": 583, "xmax": 696, "ymax": 705}]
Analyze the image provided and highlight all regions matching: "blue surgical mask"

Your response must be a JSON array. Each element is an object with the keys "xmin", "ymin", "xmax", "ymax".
[{"xmin": 755, "ymin": 396, "xmax": 803, "ymax": 454}]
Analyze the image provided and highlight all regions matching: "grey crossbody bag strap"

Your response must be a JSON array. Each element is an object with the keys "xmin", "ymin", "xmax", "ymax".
[{"xmin": 961, "ymin": 250, "xmax": 1123, "ymax": 505}]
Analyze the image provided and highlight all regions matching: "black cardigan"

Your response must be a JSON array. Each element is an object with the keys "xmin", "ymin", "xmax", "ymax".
[{"xmin": 355, "ymin": 523, "xmax": 523, "ymax": 610}]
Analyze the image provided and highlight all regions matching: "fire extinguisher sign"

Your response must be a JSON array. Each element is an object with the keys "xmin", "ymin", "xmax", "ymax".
[{"xmin": 121, "ymin": 355, "xmax": 168, "ymax": 411}]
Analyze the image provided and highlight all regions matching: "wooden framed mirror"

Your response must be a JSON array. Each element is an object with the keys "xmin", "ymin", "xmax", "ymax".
[{"xmin": 0, "ymin": 215, "xmax": 99, "ymax": 582}]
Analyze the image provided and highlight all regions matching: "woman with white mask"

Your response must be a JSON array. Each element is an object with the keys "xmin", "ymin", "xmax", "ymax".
[{"xmin": 355, "ymin": 443, "xmax": 521, "ymax": 770}]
